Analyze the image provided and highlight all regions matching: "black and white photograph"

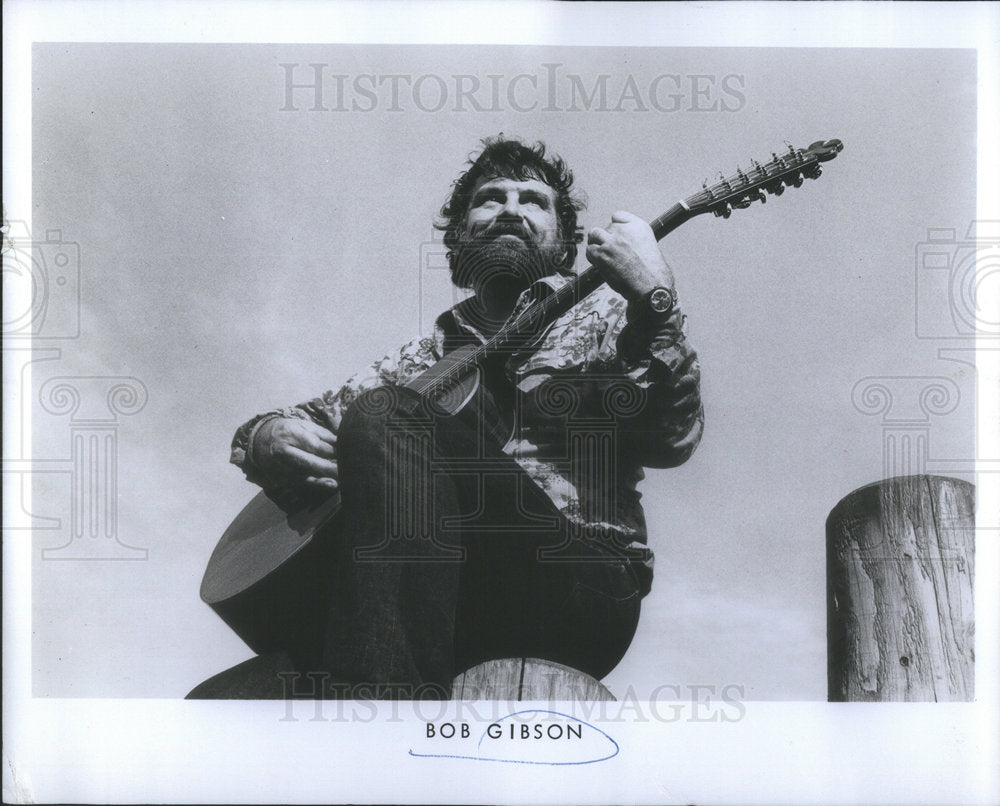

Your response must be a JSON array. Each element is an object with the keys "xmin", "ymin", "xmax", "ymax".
[{"xmin": 4, "ymin": 1, "xmax": 998, "ymax": 803}]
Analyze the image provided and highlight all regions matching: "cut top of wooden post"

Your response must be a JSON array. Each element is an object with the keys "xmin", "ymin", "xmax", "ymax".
[{"xmin": 453, "ymin": 658, "xmax": 616, "ymax": 701}]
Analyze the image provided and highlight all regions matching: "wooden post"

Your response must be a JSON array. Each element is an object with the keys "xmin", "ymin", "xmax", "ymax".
[
  {"xmin": 826, "ymin": 474, "xmax": 975, "ymax": 701},
  {"xmin": 453, "ymin": 658, "xmax": 615, "ymax": 701}
]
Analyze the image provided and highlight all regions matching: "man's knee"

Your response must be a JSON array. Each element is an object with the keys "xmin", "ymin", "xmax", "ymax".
[{"xmin": 340, "ymin": 386, "xmax": 425, "ymax": 446}]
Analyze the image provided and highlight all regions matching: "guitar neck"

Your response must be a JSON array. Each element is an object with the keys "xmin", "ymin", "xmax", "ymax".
[
  {"xmin": 493, "ymin": 200, "xmax": 692, "ymax": 347},
  {"xmin": 421, "ymin": 138, "xmax": 843, "ymax": 392}
]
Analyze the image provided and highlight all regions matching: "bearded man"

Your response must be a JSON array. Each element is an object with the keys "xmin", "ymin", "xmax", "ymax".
[{"xmin": 190, "ymin": 136, "xmax": 703, "ymax": 699}]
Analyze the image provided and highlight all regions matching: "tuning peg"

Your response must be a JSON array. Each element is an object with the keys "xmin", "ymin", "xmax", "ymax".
[
  {"xmin": 733, "ymin": 196, "xmax": 752, "ymax": 209},
  {"xmin": 806, "ymin": 164, "xmax": 823, "ymax": 179},
  {"xmin": 713, "ymin": 203, "xmax": 733, "ymax": 219},
  {"xmin": 769, "ymin": 181, "xmax": 785, "ymax": 196},
  {"xmin": 756, "ymin": 189, "xmax": 767, "ymax": 204},
  {"xmin": 809, "ymin": 139, "xmax": 844, "ymax": 161}
]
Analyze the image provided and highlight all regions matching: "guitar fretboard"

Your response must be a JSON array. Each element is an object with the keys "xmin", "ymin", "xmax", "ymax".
[{"xmin": 407, "ymin": 139, "xmax": 842, "ymax": 400}]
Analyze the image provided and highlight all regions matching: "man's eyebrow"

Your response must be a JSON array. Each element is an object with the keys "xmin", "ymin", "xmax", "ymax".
[
  {"xmin": 470, "ymin": 185, "xmax": 505, "ymax": 203},
  {"xmin": 520, "ymin": 188, "xmax": 552, "ymax": 204},
  {"xmin": 469, "ymin": 181, "xmax": 553, "ymax": 205}
]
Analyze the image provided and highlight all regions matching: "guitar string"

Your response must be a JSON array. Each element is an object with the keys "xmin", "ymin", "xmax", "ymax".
[{"xmin": 411, "ymin": 146, "xmax": 820, "ymax": 401}]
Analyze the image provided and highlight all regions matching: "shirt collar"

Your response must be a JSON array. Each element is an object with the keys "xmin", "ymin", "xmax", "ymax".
[{"xmin": 438, "ymin": 272, "xmax": 576, "ymax": 344}]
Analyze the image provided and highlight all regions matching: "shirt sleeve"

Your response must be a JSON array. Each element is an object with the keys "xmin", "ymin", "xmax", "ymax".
[
  {"xmin": 613, "ymin": 301, "xmax": 704, "ymax": 468},
  {"xmin": 230, "ymin": 335, "xmax": 442, "ymax": 485}
]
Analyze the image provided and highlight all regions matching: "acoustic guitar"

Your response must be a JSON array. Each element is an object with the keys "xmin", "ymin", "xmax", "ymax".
[{"xmin": 201, "ymin": 139, "xmax": 844, "ymax": 652}]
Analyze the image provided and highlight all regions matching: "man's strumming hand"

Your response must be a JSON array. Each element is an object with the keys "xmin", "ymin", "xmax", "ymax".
[
  {"xmin": 250, "ymin": 417, "xmax": 339, "ymax": 491},
  {"xmin": 585, "ymin": 211, "xmax": 675, "ymax": 303}
]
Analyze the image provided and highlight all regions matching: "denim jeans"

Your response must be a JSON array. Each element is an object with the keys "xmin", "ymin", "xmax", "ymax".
[
  {"xmin": 188, "ymin": 385, "xmax": 642, "ymax": 700},
  {"xmin": 316, "ymin": 386, "xmax": 642, "ymax": 697}
]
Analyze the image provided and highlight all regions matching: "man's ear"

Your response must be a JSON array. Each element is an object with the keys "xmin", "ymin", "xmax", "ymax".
[
  {"xmin": 555, "ymin": 236, "xmax": 572, "ymax": 268},
  {"xmin": 549, "ymin": 252, "xmax": 569, "ymax": 273}
]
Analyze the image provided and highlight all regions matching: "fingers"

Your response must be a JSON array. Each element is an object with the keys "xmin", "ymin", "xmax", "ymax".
[
  {"xmin": 588, "ymin": 212, "xmax": 648, "ymax": 247},
  {"xmin": 585, "ymin": 210, "xmax": 672, "ymax": 302},
  {"xmin": 280, "ymin": 419, "xmax": 337, "ymax": 458},
  {"xmin": 304, "ymin": 476, "xmax": 339, "ymax": 490},
  {"xmin": 587, "ymin": 226, "xmax": 609, "ymax": 246},
  {"xmin": 585, "ymin": 240, "xmax": 607, "ymax": 264},
  {"xmin": 281, "ymin": 445, "xmax": 339, "ymax": 480},
  {"xmin": 305, "ymin": 423, "xmax": 337, "ymax": 447},
  {"xmin": 300, "ymin": 429, "xmax": 337, "ymax": 460},
  {"xmin": 253, "ymin": 417, "xmax": 342, "ymax": 490},
  {"xmin": 610, "ymin": 210, "xmax": 640, "ymax": 224}
]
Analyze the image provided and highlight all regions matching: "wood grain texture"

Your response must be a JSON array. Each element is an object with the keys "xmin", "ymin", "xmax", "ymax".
[
  {"xmin": 453, "ymin": 658, "xmax": 616, "ymax": 701},
  {"xmin": 827, "ymin": 475, "xmax": 975, "ymax": 701}
]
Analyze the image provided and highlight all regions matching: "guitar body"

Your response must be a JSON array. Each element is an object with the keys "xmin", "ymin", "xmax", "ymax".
[
  {"xmin": 201, "ymin": 138, "xmax": 844, "ymax": 652},
  {"xmin": 200, "ymin": 488, "xmax": 342, "ymax": 653},
  {"xmin": 202, "ymin": 345, "xmax": 516, "ymax": 651},
  {"xmin": 409, "ymin": 342, "xmax": 518, "ymax": 448}
]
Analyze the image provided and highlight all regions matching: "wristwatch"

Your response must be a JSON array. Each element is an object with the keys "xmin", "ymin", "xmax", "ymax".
[{"xmin": 643, "ymin": 286, "xmax": 676, "ymax": 316}]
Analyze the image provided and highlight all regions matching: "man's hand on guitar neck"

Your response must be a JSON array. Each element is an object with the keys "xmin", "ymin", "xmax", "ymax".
[
  {"xmin": 248, "ymin": 416, "xmax": 339, "ymax": 491},
  {"xmin": 586, "ymin": 210, "xmax": 675, "ymax": 302}
]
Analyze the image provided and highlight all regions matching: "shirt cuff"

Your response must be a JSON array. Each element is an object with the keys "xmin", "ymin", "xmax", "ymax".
[
  {"xmin": 624, "ymin": 300, "xmax": 687, "ymax": 352},
  {"xmin": 244, "ymin": 413, "xmax": 284, "ymax": 473}
]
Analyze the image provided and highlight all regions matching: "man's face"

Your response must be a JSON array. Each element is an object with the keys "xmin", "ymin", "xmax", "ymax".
[
  {"xmin": 452, "ymin": 176, "xmax": 566, "ymax": 291},
  {"xmin": 461, "ymin": 177, "xmax": 561, "ymax": 249}
]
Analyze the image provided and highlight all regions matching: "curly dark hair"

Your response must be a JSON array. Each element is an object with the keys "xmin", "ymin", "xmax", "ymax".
[{"xmin": 435, "ymin": 135, "xmax": 586, "ymax": 280}]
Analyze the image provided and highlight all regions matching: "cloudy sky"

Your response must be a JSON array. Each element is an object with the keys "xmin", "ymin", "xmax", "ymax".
[{"xmin": 25, "ymin": 40, "xmax": 977, "ymax": 703}]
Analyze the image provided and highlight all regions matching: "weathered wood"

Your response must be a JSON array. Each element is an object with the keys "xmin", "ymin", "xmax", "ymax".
[
  {"xmin": 452, "ymin": 658, "xmax": 616, "ymax": 701},
  {"xmin": 827, "ymin": 475, "xmax": 975, "ymax": 701}
]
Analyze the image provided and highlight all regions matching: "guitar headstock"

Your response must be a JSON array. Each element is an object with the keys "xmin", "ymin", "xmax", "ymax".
[
  {"xmin": 807, "ymin": 138, "xmax": 845, "ymax": 162},
  {"xmin": 684, "ymin": 138, "xmax": 843, "ymax": 220}
]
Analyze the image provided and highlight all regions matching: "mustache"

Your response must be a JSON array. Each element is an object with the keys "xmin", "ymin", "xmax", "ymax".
[{"xmin": 479, "ymin": 221, "xmax": 534, "ymax": 241}]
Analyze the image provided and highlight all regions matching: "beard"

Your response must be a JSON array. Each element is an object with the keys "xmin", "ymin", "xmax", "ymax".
[{"xmin": 451, "ymin": 224, "xmax": 565, "ymax": 294}]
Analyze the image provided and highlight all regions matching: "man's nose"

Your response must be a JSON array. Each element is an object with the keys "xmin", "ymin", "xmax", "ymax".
[{"xmin": 499, "ymin": 193, "xmax": 523, "ymax": 218}]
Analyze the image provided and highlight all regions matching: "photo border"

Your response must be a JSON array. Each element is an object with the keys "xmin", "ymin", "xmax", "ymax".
[{"xmin": 4, "ymin": 2, "xmax": 998, "ymax": 803}]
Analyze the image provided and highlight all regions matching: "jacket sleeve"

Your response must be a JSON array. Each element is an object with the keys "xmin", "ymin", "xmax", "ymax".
[
  {"xmin": 613, "ymin": 302, "xmax": 704, "ymax": 469},
  {"xmin": 230, "ymin": 335, "xmax": 442, "ymax": 485}
]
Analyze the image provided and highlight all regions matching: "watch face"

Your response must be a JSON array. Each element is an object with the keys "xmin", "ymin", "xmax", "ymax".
[{"xmin": 649, "ymin": 287, "xmax": 674, "ymax": 314}]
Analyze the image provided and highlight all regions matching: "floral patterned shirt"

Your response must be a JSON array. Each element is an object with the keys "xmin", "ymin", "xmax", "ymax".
[{"xmin": 231, "ymin": 274, "xmax": 703, "ymax": 595}]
